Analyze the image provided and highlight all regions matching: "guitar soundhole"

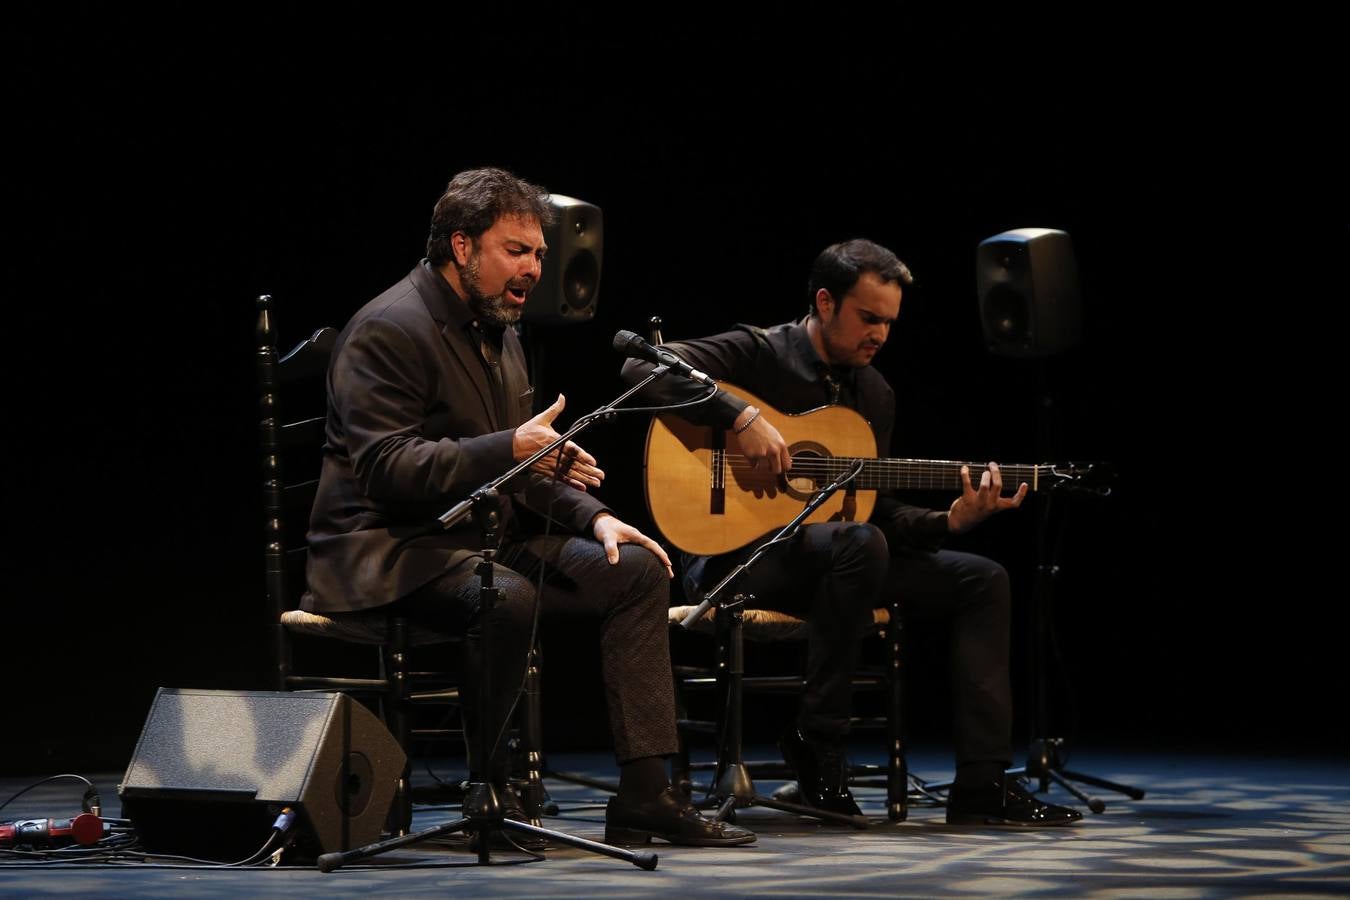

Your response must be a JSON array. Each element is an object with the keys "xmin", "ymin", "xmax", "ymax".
[{"xmin": 784, "ymin": 442, "xmax": 830, "ymax": 501}]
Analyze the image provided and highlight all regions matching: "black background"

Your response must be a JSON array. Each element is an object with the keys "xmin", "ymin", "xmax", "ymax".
[{"xmin": 6, "ymin": 8, "xmax": 1340, "ymax": 775}]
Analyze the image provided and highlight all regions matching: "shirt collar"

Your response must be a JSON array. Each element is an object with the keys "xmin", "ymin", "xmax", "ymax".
[
  {"xmin": 787, "ymin": 317, "xmax": 858, "ymax": 390},
  {"xmin": 420, "ymin": 259, "xmax": 504, "ymax": 343}
]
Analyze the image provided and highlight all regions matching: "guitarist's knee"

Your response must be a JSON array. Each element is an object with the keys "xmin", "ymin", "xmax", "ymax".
[{"xmin": 831, "ymin": 522, "xmax": 888, "ymax": 572}]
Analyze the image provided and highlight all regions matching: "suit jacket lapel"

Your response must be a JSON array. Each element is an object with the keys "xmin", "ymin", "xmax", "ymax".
[
  {"xmin": 501, "ymin": 331, "xmax": 530, "ymax": 426},
  {"xmin": 409, "ymin": 263, "xmax": 499, "ymax": 430},
  {"xmin": 442, "ymin": 321, "xmax": 500, "ymax": 430}
]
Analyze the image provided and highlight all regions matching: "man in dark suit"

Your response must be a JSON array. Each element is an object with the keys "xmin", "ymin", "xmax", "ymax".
[
  {"xmin": 305, "ymin": 168, "xmax": 752, "ymax": 847},
  {"xmin": 624, "ymin": 238, "xmax": 1081, "ymax": 827}
]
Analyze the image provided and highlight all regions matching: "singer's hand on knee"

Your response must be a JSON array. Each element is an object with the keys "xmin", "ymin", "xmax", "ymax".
[{"xmin": 591, "ymin": 513, "xmax": 674, "ymax": 578}]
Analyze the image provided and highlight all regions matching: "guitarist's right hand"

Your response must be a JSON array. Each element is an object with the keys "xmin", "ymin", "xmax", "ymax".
[{"xmin": 734, "ymin": 405, "xmax": 792, "ymax": 474}]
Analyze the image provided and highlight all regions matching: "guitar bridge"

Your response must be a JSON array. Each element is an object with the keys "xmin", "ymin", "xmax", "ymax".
[{"xmin": 710, "ymin": 437, "xmax": 725, "ymax": 515}]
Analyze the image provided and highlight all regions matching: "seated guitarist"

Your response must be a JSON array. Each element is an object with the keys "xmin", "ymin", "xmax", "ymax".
[{"xmin": 622, "ymin": 238, "xmax": 1080, "ymax": 827}]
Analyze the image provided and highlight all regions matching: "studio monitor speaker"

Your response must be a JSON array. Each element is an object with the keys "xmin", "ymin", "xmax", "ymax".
[
  {"xmin": 976, "ymin": 227, "xmax": 1082, "ymax": 358},
  {"xmin": 524, "ymin": 193, "xmax": 603, "ymax": 324}
]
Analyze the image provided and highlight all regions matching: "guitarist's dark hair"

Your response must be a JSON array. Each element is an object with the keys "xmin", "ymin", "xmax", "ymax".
[{"xmin": 807, "ymin": 238, "xmax": 914, "ymax": 316}]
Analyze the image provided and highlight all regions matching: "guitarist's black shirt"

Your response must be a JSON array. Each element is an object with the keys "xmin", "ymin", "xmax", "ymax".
[{"xmin": 622, "ymin": 319, "xmax": 951, "ymax": 553}]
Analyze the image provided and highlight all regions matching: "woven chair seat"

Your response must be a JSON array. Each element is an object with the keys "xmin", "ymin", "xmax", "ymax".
[
  {"xmin": 669, "ymin": 605, "xmax": 890, "ymax": 642},
  {"xmin": 280, "ymin": 609, "xmax": 457, "ymax": 647}
]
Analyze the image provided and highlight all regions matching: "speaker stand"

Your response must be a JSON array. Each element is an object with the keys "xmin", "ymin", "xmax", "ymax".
[{"xmin": 1005, "ymin": 490, "xmax": 1143, "ymax": 812}]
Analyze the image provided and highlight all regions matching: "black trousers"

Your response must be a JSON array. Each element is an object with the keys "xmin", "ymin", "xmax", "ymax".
[
  {"xmin": 686, "ymin": 522, "xmax": 1012, "ymax": 765},
  {"xmin": 395, "ymin": 535, "xmax": 678, "ymax": 777}
]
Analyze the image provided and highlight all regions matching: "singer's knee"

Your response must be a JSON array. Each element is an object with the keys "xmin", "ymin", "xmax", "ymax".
[
  {"xmin": 616, "ymin": 543, "xmax": 668, "ymax": 594},
  {"xmin": 485, "ymin": 571, "xmax": 540, "ymax": 634},
  {"xmin": 602, "ymin": 545, "xmax": 669, "ymax": 617}
]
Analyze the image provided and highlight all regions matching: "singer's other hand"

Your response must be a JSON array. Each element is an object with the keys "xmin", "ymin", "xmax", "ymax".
[
  {"xmin": 514, "ymin": 394, "xmax": 605, "ymax": 491},
  {"xmin": 732, "ymin": 406, "xmax": 791, "ymax": 474},
  {"xmin": 591, "ymin": 512, "xmax": 674, "ymax": 578}
]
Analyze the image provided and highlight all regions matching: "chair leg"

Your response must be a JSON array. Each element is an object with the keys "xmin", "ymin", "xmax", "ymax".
[
  {"xmin": 671, "ymin": 667, "xmax": 694, "ymax": 800},
  {"xmin": 271, "ymin": 621, "xmax": 293, "ymax": 693},
  {"xmin": 886, "ymin": 600, "xmax": 908, "ymax": 822},
  {"xmin": 384, "ymin": 615, "xmax": 413, "ymax": 836},
  {"xmin": 518, "ymin": 645, "xmax": 548, "ymax": 822}
]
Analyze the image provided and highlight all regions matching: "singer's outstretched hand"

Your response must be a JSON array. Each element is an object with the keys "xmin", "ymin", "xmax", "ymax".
[
  {"xmin": 513, "ymin": 394, "xmax": 605, "ymax": 491},
  {"xmin": 591, "ymin": 512, "xmax": 674, "ymax": 578}
]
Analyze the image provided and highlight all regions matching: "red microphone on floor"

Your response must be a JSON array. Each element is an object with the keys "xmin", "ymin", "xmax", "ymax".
[{"xmin": 0, "ymin": 813, "xmax": 104, "ymax": 848}]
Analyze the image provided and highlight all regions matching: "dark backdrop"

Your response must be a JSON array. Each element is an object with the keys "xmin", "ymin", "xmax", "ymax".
[{"xmin": 6, "ymin": 8, "xmax": 1339, "ymax": 774}]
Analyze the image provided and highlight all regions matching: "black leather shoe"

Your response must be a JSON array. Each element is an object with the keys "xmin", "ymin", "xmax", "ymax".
[
  {"xmin": 778, "ymin": 726, "xmax": 862, "ymax": 817},
  {"xmin": 946, "ymin": 776, "xmax": 1083, "ymax": 827},
  {"xmin": 605, "ymin": 786, "xmax": 756, "ymax": 846},
  {"xmin": 468, "ymin": 784, "xmax": 548, "ymax": 851}
]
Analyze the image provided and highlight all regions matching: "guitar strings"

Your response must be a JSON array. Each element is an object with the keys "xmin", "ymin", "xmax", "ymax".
[{"xmin": 710, "ymin": 451, "xmax": 1040, "ymax": 487}]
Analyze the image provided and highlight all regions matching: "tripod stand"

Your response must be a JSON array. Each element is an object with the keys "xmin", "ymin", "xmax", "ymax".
[
  {"xmin": 318, "ymin": 489, "xmax": 657, "ymax": 871},
  {"xmin": 1004, "ymin": 487, "xmax": 1143, "ymax": 813},
  {"xmin": 677, "ymin": 460, "xmax": 870, "ymax": 831},
  {"xmin": 317, "ymin": 364, "xmax": 720, "ymax": 872}
]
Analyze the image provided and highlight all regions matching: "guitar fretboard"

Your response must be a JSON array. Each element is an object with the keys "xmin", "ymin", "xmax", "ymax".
[{"xmin": 711, "ymin": 452, "xmax": 1045, "ymax": 492}]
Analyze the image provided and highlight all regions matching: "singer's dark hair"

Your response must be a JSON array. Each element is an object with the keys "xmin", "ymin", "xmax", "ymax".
[
  {"xmin": 427, "ymin": 168, "xmax": 556, "ymax": 266},
  {"xmin": 807, "ymin": 238, "xmax": 913, "ymax": 317}
]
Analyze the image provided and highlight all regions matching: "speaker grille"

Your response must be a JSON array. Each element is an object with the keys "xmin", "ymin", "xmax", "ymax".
[
  {"xmin": 976, "ymin": 228, "xmax": 1081, "ymax": 358},
  {"xmin": 524, "ymin": 194, "xmax": 603, "ymax": 324},
  {"xmin": 122, "ymin": 691, "xmax": 335, "ymax": 802},
  {"xmin": 119, "ymin": 688, "xmax": 405, "ymax": 859}
]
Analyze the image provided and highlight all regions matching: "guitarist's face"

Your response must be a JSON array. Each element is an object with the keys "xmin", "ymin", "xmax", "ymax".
[{"xmin": 816, "ymin": 272, "xmax": 902, "ymax": 368}]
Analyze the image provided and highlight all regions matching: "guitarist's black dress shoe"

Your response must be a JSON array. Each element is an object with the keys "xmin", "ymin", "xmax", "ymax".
[
  {"xmin": 778, "ymin": 726, "xmax": 863, "ymax": 817},
  {"xmin": 946, "ymin": 776, "xmax": 1083, "ymax": 827},
  {"xmin": 605, "ymin": 787, "xmax": 757, "ymax": 846}
]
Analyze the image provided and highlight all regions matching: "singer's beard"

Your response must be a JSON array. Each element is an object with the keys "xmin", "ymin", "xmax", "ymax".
[{"xmin": 461, "ymin": 252, "xmax": 525, "ymax": 327}]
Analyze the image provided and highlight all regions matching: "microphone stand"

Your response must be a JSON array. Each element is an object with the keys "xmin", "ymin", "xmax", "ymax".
[
  {"xmin": 678, "ymin": 460, "xmax": 871, "ymax": 830},
  {"xmin": 438, "ymin": 365, "xmax": 685, "ymax": 531},
  {"xmin": 319, "ymin": 365, "xmax": 713, "ymax": 873}
]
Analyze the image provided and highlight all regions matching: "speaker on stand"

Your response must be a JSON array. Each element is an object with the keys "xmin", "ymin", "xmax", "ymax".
[
  {"xmin": 521, "ymin": 194, "xmax": 604, "ymax": 413},
  {"xmin": 977, "ymin": 227, "xmax": 1081, "ymax": 360},
  {"xmin": 976, "ymin": 228, "xmax": 1139, "ymax": 813},
  {"xmin": 524, "ymin": 194, "xmax": 603, "ymax": 326}
]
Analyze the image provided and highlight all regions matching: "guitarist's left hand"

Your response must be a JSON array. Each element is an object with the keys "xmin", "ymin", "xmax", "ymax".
[
  {"xmin": 947, "ymin": 462, "xmax": 1029, "ymax": 534},
  {"xmin": 591, "ymin": 512, "xmax": 675, "ymax": 579}
]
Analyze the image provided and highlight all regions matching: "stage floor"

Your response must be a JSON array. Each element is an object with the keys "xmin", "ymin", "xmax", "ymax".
[{"xmin": 3, "ymin": 746, "xmax": 1348, "ymax": 897}]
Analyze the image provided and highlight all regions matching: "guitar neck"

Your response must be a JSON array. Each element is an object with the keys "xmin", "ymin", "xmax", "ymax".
[
  {"xmin": 718, "ymin": 453, "xmax": 1048, "ymax": 492},
  {"xmin": 836, "ymin": 458, "xmax": 1046, "ymax": 492}
]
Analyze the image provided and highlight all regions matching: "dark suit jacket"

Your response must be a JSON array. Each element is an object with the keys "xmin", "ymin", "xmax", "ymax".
[{"xmin": 303, "ymin": 261, "xmax": 608, "ymax": 613}]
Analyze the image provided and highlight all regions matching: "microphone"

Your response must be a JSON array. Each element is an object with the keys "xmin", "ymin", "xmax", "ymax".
[{"xmin": 613, "ymin": 330, "xmax": 716, "ymax": 386}]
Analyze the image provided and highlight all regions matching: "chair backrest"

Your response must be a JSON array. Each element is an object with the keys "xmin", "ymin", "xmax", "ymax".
[{"xmin": 257, "ymin": 293, "xmax": 337, "ymax": 686}]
